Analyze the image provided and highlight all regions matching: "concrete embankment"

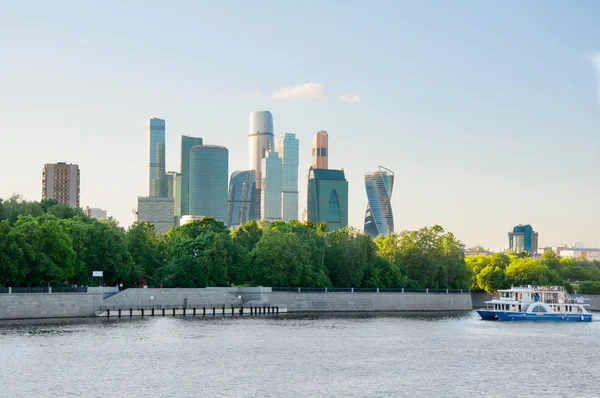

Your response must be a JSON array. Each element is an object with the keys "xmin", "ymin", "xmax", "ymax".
[{"xmin": 0, "ymin": 293, "xmax": 104, "ymax": 320}]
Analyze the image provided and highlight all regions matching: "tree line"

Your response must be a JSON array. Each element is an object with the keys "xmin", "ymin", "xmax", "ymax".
[
  {"xmin": 0, "ymin": 195, "xmax": 472, "ymax": 289},
  {"xmin": 466, "ymin": 251, "xmax": 600, "ymax": 294}
]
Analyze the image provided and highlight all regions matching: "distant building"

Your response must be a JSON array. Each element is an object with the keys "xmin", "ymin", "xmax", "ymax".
[
  {"xmin": 544, "ymin": 244, "xmax": 600, "ymax": 261},
  {"xmin": 306, "ymin": 168, "xmax": 348, "ymax": 231},
  {"xmin": 180, "ymin": 135, "xmax": 203, "ymax": 216},
  {"xmin": 276, "ymin": 133, "xmax": 299, "ymax": 221},
  {"xmin": 465, "ymin": 247, "xmax": 494, "ymax": 257},
  {"xmin": 147, "ymin": 118, "xmax": 167, "ymax": 197},
  {"xmin": 166, "ymin": 171, "xmax": 181, "ymax": 225},
  {"xmin": 85, "ymin": 206, "xmax": 107, "ymax": 219},
  {"xmin": 179, "ymin": 215, "xmax": 206, "ymax": 225},
  {"xmin": 189, "ymin": 145, "xmax": 228, "ymax": 223},
  {"xmin": 248, "ymin": 111, "xmax": 275, "ymax": 219},
  {"xmin": 42, "ymin": 162, "xmax": 80, "ymax": 207},
  {"xmin": 364, "ymin": 166, "xmax": 394, "ymax": 238},
  {"xmin": 136, "ymin": 196, "xmax": 174, "ymax": 234},
  {"xmin": 508, "ymin": 224, "xmax": 539, "ymax": 255},
  {"xmin": 311, "ymin": 130, "xmax": 328, "ymax": 169},
  {"xmin": 228, "ymin": 170, "xmax": 257, "ymax": 227},
  {"xmin": 261, "ymin": 151, "xmax": 282, "ymax": 222}
]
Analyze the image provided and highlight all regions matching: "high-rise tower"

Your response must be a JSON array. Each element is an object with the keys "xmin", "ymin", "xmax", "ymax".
[
  {"xmin": 364, "ymin": 166, "xmax": 394, "ymax": 238},
  {"xmin": 276, "ymin": 133, "xmax": 299, "ymax": 221},
  {"xmin": 508, "ymin": 224, "xmax": 539, "ymax": 256},
  {"xmin": 261, "ymin": 151, "xmax": 283, "ymax": 222},
  {"xmin": 306, "ymin": 168, "xmax": 348, "ymax": 231},
  {"xmin": 228, "ymin": 170, "xmax": 257, "ymax": 227},
  {"xmin": 180, "ymin": 135, "xmax": 203, "ymax": 215},
  {"xmin": 311, "ymin": 130, "xmax": 328, "ymax": 169},
  {"xmin": 189, "ymin": 145, "xmax": 229, "ymax": 223},
  {"xmin": 147, "ymin": 118, "xmax": 166, "ymax": 197},
  {"xmin": 248, "ymin": 111, "xmax": 274, "ymax": 219}
]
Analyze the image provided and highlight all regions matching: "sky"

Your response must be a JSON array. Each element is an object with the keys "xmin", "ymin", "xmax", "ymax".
[{"xmin": 1, "ymin": 0, "xmax": 600, "ymax": 250}]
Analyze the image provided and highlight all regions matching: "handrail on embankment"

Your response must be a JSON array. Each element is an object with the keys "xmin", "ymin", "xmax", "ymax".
[{"xmin": 270, "ymin": 287, "xmax": 470, "ymax": 294}]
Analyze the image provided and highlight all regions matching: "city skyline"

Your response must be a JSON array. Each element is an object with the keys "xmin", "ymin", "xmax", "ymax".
[{"xmin": 3, "ymin": 2, "xmax": 600, "ymax": 249}]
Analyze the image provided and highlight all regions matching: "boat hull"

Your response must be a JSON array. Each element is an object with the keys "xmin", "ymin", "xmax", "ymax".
[
  {"xmin": 476, "ymin": 310, "xmax": 500, "ymax": 320},
  {"xmin": 496, "ymin": 312, "xmax": 592, "ymax": 322}
]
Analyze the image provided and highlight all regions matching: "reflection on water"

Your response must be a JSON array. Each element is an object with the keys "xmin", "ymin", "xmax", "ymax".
[{"xmin": 0, "ymin": 311, "xmax": 598, "ymax": 397}]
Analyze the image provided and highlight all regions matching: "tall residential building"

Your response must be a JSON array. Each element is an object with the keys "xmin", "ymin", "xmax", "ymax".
[
  {"xmin": 228, "ymin": 170, "xmax": 257, "ymax": 227},
  {"xmin": 189, "ymin": 145, "xmax": 229, "ymax": 223},
  {"xmin": 306, "ymin": 168, "xmax": 348, "ymax": 231},
  {"xmin": 136, "ymin": 197, "xmax": 175, "ymax": 234},
  {"xmin": 248, "ymin": 111, "xmax": 274, "ymax": 218},
  {"xmin": 261, "ymin": 151, "xmax": 282, "ymax": 222},
  {"xmin": 85, "ymin": 207, "xmax": 107, "ymax": 219},
  {"xmin": 364, "ymin": 166, "xmax": 395, "ymax": 238},
  {"xmin": 508, "ymin": 224, "xmax": 539, "ymax": 255},
  {"xmin": 147, "ymin": 118, "xmax": 166, "ymax": 197},
  {"xmin": 276, "ymin": 133, "xmax": 299, "ymax": 221},
  {"xmin": 42, "ymin": 162, "xmax": 80, "ymax": 207},
  {"xmin": 311, "ymin": 130, "xmax": 328, "ymax": 169},
  {"xmin": 180, "ymin": 135, "xmax": 203, "ymax": 216}
]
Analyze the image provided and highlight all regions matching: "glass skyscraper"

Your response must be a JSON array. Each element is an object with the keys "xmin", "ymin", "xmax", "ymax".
[
  {"xmin": 180, "ymin": 135, "xmax": 203, "ymax": 216},
  {"xmin": 311, "ymin": 130, "xmax": 328, "ymax": 169},
  {"xmin": 509, "ymin": 224, "xmax": 539, "ymax": 255},
  {"xmin": 189, "ymin": 145, "xmax": 229, "ymax": 223},
  {"xmin": 364, "ymin": 166, "xmax": 394, "ymax": 238},
  {"xmin": 276, "ymin": 133, "xmax": 299, "ymax": 221},
  {"xmin": 248, "ymin": 111, "xmax": 274, "ymax": 219},
  {"xmin": 147, "ymin": 118, "xmax": 166, "ymax": 197},
  {"xmin": 228, "ymin": 170, "xmax": 257, "ymax": 227},
  {"xmin": 306, "ymin": 168, "xmax": 348, "ymax": 231},
  {"xmin": 261, "ymin": 151, "xmax": 282, "ymax": 222}
]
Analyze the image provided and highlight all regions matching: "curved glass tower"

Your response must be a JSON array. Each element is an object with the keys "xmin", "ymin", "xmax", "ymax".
[
  {"xmin": 189, "ymin": 145, "xmax": 229, "ymax": 223},
  {"xmin": 364, "ymin": 166, "xmax": 394, "ymax": 238},
  {"xmin": 227, "ymin": 170, "xmax": 257, "ymax": 227}
]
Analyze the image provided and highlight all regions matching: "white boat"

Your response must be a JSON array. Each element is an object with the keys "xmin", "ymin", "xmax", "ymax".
[{"xmin": 477, "ymin": 285, "xmax": 592, "ymax": 322}]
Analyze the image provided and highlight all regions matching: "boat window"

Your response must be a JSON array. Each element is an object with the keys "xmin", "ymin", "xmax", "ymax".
[{"xmin": 531, "ymin": 304, "xmax": 547, "ymax": 313}]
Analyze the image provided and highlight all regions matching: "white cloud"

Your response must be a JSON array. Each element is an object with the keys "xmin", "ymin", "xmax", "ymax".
[
  {"xmin": 338, "ymin": 94, "xmax": 361, "ymax": 103},
  {"xmin": 272, "ymin": 82, "xmax": 326, "ymax": 100}
]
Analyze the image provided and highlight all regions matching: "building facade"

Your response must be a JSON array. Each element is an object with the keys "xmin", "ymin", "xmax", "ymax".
[
  {"xmin": 42, "ymin": 162, "xmax": 80, "ymax": 207},
  {"xmin": 248, "ymin": 111, "xmax": 274, "ymax": 219},
  {"xmin": 136, "ymin": 196, "xmax": 174, "ymax": 234},
  {"xmin": 85, "ymin": 207, "xmax": 107, "ymax": 219},
  {"xmin": 364, "ymin": 166, "xmax": 394, "ymax": 238},
  {"xmin": 311, "ymin": 130, "xmax": 328, "ymax": 169},
  {"xmin": 189, "ymin": 145, "xmax": 229, "ymax": 223},
  {"xmin": 508, "ymin": 224, "xmax": 539, "ymax": 255},
  {"xmin": 276, "ymin": 133, "xmax": 299, "ymax": 221},
  {"xmin": 180, "ymin": 135, "xmax": 203, "ymax": 216},
  {"xmin": 228, "ymin": 170, "xmax": 257, "ymax": 227},
  {"xmin": 261, "ymin": 151, "xmax": 282, "ymax": 222},
  {"xmin": 166, "ymin": 171, "xmax": 181, "ymax": 225},
  {"xmin": 147, "ymin": 118, "xmax": 166, "ymax": 197},
  {"xmin": 306, "ymin": 168, "xmax": 348, "ymax": 231}
]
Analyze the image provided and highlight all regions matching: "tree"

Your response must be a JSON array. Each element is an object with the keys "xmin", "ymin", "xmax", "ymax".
[
  {"xmin": 126, "ymin": 222, "xmax": 166, "ymax": 287},
  {"xmin": 325, "ymin": 227, "xmax": 376, "ymax": 288}
]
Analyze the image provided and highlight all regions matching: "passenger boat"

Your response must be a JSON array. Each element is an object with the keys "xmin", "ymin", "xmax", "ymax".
[{"xmin": 477, "ymin": 285, "xmax": 592, "ymax": 322}]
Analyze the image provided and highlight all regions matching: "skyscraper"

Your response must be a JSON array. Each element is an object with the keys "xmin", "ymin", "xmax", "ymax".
[
  {"xmin": 261, "ymin": 151, "xmax": 282, "ymax": 222},
  {"xmin": 276, "ymin": 133, "xmax": 299, "ymax": 221},
  {"xmin": 147, "ymin": 118, "xmax": 166, "ymax": 197},
  {"xmin": 509, "ymin": 224, "xmax": 539, "ymax": 256},
  {"xmin": 42, "ymin": 162, "xmax": 80, "ymax": 207},
  {"xmin": 306, "ymin": 168, "xmax": 348, "ymax": 231},
  {"xmin": 228, "ymin": 170, "xmax": 257, "ymax": 227},
  {"xmin": 248, "ymin": 111, "xmax": 274, "ymax": 218},
  {"xmin": 189, "ymin": 145, "xmax": 229, "ymax": 223},
  {"xmin": 311, "ymin": 130, "xmax": 328, "ymax": 169},
  {"xmin": 166, "ymin": 171, "xmax": 182, "ymax": 225},
  {"xmin": 180, "ymin": 135, "xmax": 203, "ymax": 216},
  {"xmin": 364, "ymin": 166, "xmax": 394, "ymax": 238}
]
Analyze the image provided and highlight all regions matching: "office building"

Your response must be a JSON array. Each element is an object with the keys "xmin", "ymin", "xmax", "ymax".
[
  {"xmin": 276, "ymin": 133, "xmax": 299, "ymax": 221},
  {"xmin": 261, "ymin": 151, "xmax": 282, "ymax": 222},
  {"xmin": 180, "ymin": 135, "xmax": 203, "ymax": 216},
  {"xmin": 147, "ymin": 118, "xmax": 166, "ymax": 197},
  {"xmin": 248, "ymin": 111, "xmax": 274, "ymax": 218},
  {"xmin": 42, "ymin": 162, "xmax": 80, "ymax": 207},
  {"xmin": 136, "ymin": 197, "xmax": 175, "ymax": 234},
  {"xmin": 166, "ymin": 171, "xmax": 182, "ymax": 225},
  {"xmin": 228, "ymin": 170, "xmax": 257, "ymax": 227},
  {"xmin": 306, "ymin": 168, "xmax": 348, "ymax": 231},
  {"xmin": 364, "ymin": 166, "xmax": 394, "ymax": 238},
  {"xmin": 189, "ymin": 145, "xmax": 228, "ymax": 223},
  {"xmin": 508, "ymin": 224, "xmax": 539, "ymax": 255},
  {"xmin": 311, "ymin": 130, "xmax": 328, "ymax": 169},
  {"xmin": 85, "ymin": 207, "xmax": 107, "ymax": 219}
]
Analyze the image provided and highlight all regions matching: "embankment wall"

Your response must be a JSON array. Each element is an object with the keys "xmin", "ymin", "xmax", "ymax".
[{"xmin": 0, "ymin": 293, "xmax": 103, "ymax": 320}]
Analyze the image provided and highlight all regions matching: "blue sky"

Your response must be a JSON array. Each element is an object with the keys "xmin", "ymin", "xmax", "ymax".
[{"xmin": 1, "ymin": 1, "xmax": 600, "ymax": 249}]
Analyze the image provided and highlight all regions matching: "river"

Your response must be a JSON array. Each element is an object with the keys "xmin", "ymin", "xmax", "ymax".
[{"xmin": 0, "ymin": 312, "xmax": 598, "ymax": 397}]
